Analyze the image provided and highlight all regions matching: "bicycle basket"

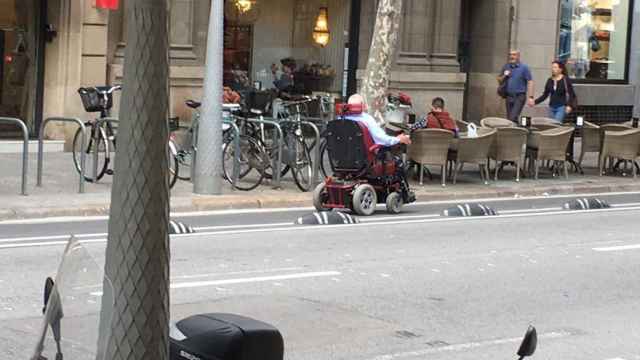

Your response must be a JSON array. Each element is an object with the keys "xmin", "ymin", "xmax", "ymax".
[{"xmin": 78, "ymin": 87, "xmax": 112, "ymax": 112}]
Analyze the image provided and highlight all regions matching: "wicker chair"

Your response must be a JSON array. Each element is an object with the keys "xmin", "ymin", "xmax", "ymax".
[
  {"xmin": 488, "ymin": 127, "xmax": 528, "ymax": 182},
  {"xmin": 599, "ymin": 128, "xmax": 640, "ymax": 178},
  {"xmin": 598, "ymin": 123, "xmax": 633, "ymax": 170},
  {"xmin": 578, "ymin": 120, "xmax": 601, "ymax": 167},
  {"xmin": 480, "ymin": 117, "xmax": 514, "ymax": 129},
  {"xmin": 448, "ymin": 128, "xmax": 496, "ymax": 184},
  {"xmin": 531, "ymin": 117, "xmax": 561, "ymax": 131},
  {"xmin": 526, "ymin": 126, "xmax": 575, "ymax": 179},
  {"xmin": 408, "ymin": 129, "xmax": 453, "ymax": 186}
]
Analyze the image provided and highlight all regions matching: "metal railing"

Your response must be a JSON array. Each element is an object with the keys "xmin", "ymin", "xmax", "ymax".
[
  {"xmin": 0, "ymin": 117, "xmax": 29, "ymax": 195},
  {"xmin": 279, "ymin": 119, "xmax": 321, "ymax": 188},
  {"xmin": 245, "ymin": 117, "xmax": 283, "ymax": 189},
  {"xmin": 38, "ymin": 117, "xmax": 88, "ymax": 193},
  {"xmin": 223, "ymin": 119, "xmax": 241, "ymax": 186},
  {"xmin": 93, "ymin": 117, "xmax": 119, "ymax": 182}
]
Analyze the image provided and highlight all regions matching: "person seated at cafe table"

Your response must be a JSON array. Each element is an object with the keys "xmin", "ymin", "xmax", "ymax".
[{"xmin": 410, "ymin": 97, "xmax": 459, "ymax": 137}]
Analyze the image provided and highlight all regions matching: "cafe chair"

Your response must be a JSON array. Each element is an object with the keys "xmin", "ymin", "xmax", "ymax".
[
  {"xmin": 480, "ymin": 117, "xmax": 514, "ymax": 129},
  {"xmin": 488, "ymin": 127, "xmax": 528, "ymax": 182},
  {"xmin": 408, "ymin": 129, "xmax": 453, "ymax": 187},
  {"xmin": 531, "ymin": 117, "xmax": 561, "ymax": 131},
  {"xmin": 578, "ymin": 120, "xmax": 601, "ymax": 167},
  {"xmin": 526, "ymin": 127, "xmax": 574, "ymax": 180},
  {"xmin": 448, "ymin": 128, "xmax": 496, "ymax": 185},
  {"xmin": 599, "ymin": 128, "xmax": 640, "ymax": 178}
]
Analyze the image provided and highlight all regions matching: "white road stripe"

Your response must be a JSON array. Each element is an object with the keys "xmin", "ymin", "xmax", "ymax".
[
  {"xmin": 3, "ymin": 206, "xmax": 640, "ymax": 249},
  {"xmin": 90, "ymin": 271, "xmax": 341, "ymax": 295},
  {"xmin": 593, "ymin": 244, "xmax": 640, "ymax": 252},
  {"xmin": 171, "ymin": 267, "xmax": 305, "ymax": 280},
  {"xmin": 370, "ymin": 331, "xmax": 572, "ymax": 359}
]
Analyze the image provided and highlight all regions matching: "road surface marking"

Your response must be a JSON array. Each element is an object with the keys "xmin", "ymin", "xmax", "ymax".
[
  {"xmin": 370, "ymin": 331, "xmax": 572, "ymax": 359},
  {"xmin": 3, "ymin": 206, "xmax": 640, "ymax": 249},
  {"xmin": 170, "ymin": 267, "xmax": 305, "ymax": 280},
  {"xmin": 593, "ymin": 244, "xmax": 640, "ymax": 252},
  {"xmin": 3, "ymin": 190, "xmax": 640, "ymax": 225},
  {"xmin": 0, "ymin": 233, "xmax": 105, "ymax": 244},
  {"xmin": 90, "ymin": 270, "xmax": 341, "ymax": 295}
]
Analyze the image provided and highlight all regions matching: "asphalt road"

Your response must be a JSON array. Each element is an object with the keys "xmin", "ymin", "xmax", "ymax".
[{"xmin": 1, "ymin": 192, "xmax": 640, "ymax": 359}]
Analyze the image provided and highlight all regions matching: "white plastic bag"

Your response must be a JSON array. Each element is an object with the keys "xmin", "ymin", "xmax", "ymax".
[{"xmin": 467, "ymin": 123, "xmax": 478, "ymax": 138}]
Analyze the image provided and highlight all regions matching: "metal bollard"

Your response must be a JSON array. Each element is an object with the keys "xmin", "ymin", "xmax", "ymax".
[
  {"xmin": 38, "ymin": 117, "xmax": 88, "ymax": 193},
  {"xmin": 0, "ymin": 117, "xmax": 29, "ymax": 195}
]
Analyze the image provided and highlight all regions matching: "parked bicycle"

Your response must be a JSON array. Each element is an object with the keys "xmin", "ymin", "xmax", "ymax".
[
  {"xmin": 175, "ymin": 100, "xmax": 269, "ymax": 191},
  {"xmin": 73, "ymin": 85, "xmax": 179, "ymax": 188}
]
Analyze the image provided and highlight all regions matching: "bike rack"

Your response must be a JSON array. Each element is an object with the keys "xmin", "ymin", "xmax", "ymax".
[
  {"xmin": 93, "ymin": 117, "xmax": 119, "ymax": 182},
  {"xmin": 0, "ymin": 117, "xmax": 29, "ymax": 195},
  {"xmin": 245, "ymin": 117, "xmax": 283, "ymax": 189},
  {"xmin": 280, "ymin": 119, "xmax": 321, "ymax": 189},
  {"xmin": 38, "ymin": 117, "xmax": 88, "ymax": 193},
  {"xmin": 222, "ymin": 119, "xmax": 241, "ymax": 187}
]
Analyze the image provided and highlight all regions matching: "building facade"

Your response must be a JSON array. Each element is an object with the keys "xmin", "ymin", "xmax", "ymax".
[{"xmin": 0, "ymin": 0, "xmax": 638, "ymax": 143}]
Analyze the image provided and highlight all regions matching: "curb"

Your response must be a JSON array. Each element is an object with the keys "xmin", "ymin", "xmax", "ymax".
[{"xmin": 2, "ymin": 183, "xmax": 640, "ymax": 221}]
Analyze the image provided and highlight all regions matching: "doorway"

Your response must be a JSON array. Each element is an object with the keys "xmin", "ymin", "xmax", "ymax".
[{"xmin": 0, "ymin": 0, "xmax": 44, "ymax": 138}]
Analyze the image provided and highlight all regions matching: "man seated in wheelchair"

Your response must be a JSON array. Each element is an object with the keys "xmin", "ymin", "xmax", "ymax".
[{"xmin": 313, "ymin": 94, "xmax": 416, "ymax": 216}]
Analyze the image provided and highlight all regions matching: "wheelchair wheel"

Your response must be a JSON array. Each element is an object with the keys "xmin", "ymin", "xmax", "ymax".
[
  {"xmin": 313, "ymin": 182, "xmax": 331, "ymax": 212},
  {"xmin": 352, "ymin": 184, "xmax": 377, "ymax": 216},
  {"xmin": 385, "ymin": 192, "xmax": 403, "ymax": 214}
]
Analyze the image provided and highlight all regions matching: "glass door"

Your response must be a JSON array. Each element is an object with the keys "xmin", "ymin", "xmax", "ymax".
[{"xmin": 0, "ymin": 0, "xmax": 40, "ymax": 138}]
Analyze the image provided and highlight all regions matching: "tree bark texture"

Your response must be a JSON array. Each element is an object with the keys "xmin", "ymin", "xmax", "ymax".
[
  {"xmin": 100, "ymin": 0, "xmax": 171, "ymax": 359},
  {"xmin": 360, "ymin": 0, "xmax": 403, "ymax": 125}
]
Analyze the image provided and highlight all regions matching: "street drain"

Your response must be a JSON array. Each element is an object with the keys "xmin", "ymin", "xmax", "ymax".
[
  {"xmin": 169, "ymin": 220, "xmax": 196, "ymax": 234},
  {"xmin": 563, "ymin": 198, "xmax": 610, "ymax": 210},
  {"xmin": 441, "ymin": 203, "xmax": 498, "ymax": 217},
  {"xmin": 295, "ymin": 212, "xmax": 360, "ymax": 225}
]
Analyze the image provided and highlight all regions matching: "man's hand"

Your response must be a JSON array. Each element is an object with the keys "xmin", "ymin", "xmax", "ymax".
[
  {"xmin": 565, "ymin": 106, "xmax": 573, "ymax": 114},
  {"xmin": 527, "ymin": 97, "xmax": 535, "ymax": 107},
  {"xmin": 397, "ymin": 134, "xmax": 412, "ymax": 145}
]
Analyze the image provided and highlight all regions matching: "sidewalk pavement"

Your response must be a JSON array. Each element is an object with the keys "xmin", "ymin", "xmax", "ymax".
[{"xmin": 1, "ymin": 149, "xmax": 640, "ymax": 220}]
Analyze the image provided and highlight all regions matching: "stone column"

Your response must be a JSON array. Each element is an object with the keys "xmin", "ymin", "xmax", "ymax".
[{"xmin": 430, "ymin": 0, "xmax": 461, "ymax": 70}]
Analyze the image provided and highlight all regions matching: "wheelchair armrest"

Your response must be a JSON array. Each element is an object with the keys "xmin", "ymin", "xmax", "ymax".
[{"xmin": 369, "ymin": 144, "xmax": 383, "ymax": 154}]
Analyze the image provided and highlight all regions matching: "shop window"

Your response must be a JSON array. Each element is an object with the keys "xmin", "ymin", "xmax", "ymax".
[
  {"xmin": 558, "ymin": 0, "xmax": 632, "ymax": 82},
  {"xmin": 224, "ymin": 24, "xmax": 252, "ymax": 91}
]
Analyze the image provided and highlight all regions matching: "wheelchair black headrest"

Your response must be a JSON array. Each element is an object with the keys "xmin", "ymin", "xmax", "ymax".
[{"xmin": 326, "ymin": 120, "xmax": 369, "ymax": 174}]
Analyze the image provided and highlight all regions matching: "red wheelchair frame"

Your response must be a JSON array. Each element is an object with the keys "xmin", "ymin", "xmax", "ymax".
[{"xmin": 313, "ymin": 104, "xmax": 414, "ymax": 216}]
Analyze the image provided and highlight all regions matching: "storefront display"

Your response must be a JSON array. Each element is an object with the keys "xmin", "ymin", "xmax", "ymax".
[{"xmin": 558, "ymin": 0, "xmax": 632, "ymax": 81}]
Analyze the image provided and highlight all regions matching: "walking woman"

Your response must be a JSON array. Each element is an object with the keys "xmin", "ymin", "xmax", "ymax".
[{"xmin": 534, "ymin": 61, "xmax": 577, "ymax": 123}]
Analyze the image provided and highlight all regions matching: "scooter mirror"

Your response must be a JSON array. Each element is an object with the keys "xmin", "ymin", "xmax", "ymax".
[
  {"xmin": 42, "ymin": 277, "xmax": 54, "ymax": 314},
  {"xmin": 517, "ymin": 326, "xmax": 537, "ymax": 358}
]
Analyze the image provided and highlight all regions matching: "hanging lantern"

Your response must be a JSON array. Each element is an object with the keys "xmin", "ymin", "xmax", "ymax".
[
  {"xmin": 235, "ymin": 0, "xmax": 253, "ymax": 13},
  {"xmin": 225, "ymin": 0, "xmax": 260, "ymax": 24},
  {"xmin": 313, "ymin": 7, "xmax": 330, "ymax": 47}
]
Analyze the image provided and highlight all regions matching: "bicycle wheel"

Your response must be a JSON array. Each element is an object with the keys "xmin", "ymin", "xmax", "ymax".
[
  {"xmin": 72, "ymin": 124, "xmax": 109, "ymax": 182},
  {"xmin": 168, "ymin": 140, "xmax": 179, "ymax": 189},
  {"xmin": 223, "ymin": 135, "xmax": 267, "ymax": 191},
  {"xmin": 319, "ymin": 141, "xmax": 333, "ymax": 178},
  {"xmin": 290, "ymin": 136, "xmax": 313, "ymax": 192},
  {"xmin": 259, "ymin": 136, "xmax": 290, "ymax": 180}
]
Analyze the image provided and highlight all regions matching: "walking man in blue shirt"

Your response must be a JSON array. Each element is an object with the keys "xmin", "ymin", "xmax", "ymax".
[{"xmin": 498, "ymin": 50, "xmax": 535, "ymax": 123}]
